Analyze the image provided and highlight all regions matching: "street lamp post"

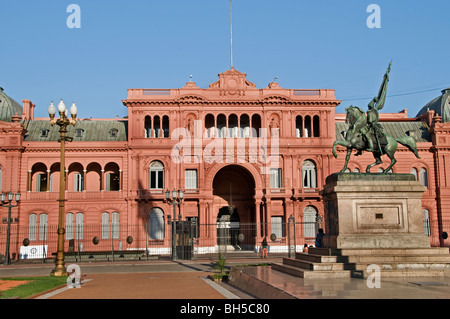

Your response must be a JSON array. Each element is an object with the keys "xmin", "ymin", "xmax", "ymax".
[
  {"xmin": 1, "ymin": 192, "xmax": 21, "ymax": 266},
  {"xmin": 165, "ymin": 189, "xmax": 183, "ymax": 260},
  {"xmin": 48, "ymin": 99, "xmax": 77, "ymax": 277}
]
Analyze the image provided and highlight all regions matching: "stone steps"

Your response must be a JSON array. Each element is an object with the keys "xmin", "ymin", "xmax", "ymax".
[
  {"xmin": 271, "ymin": 262, "xmax": 350, "ymax": 279},
  {"xmin": 273, "ymin": 248, "xmax": 450, "ymax": 279},
  {"xmin": 306, "ymin": 247, "xmax": 450, "ymax": 256}
]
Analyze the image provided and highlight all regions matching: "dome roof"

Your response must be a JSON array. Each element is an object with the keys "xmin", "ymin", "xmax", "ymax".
[
  {"xmin": 416, "ymin": 88, "xmax": 450, "ymax": 122},
  {"xmin": 0, "ymin": 87, "xmax": 23, "ymax": 122}
]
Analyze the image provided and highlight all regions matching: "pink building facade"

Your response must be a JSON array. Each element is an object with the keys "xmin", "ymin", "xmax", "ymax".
[{"xmin": 0, "ymin": 71, "xmax": 448, "ymax": 260}]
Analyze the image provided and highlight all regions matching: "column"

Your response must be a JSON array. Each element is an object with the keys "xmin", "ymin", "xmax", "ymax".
[
  {"xmin": 255, "ymin": 200, "xmax": 261, "ymax": 245},
  {"xmin": 83, "ymin": 169, "xmax": 87, "ymax": 191},
  {"xmin": 27, "ymin": 170, "xmax": 32, "ymax": 192},
  {"xmin": 119, "ymin": 170, "xmax": 123, "ymax": 191},
  {"xmin": 264, "ymin": 199, "xmax": 270, "ymax": 238},
  {"xmin": 46, "ymin": 170, "xmax": 51, "ymax": 192},
  {"xmin": 101, "ymin": 169, "xmax": 105, "ymax": 191}
]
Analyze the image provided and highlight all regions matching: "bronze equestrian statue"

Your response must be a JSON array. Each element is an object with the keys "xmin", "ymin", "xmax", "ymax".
[{"xmin": 332, "ymin": 62, "xmax": 420, "ymax": 173}]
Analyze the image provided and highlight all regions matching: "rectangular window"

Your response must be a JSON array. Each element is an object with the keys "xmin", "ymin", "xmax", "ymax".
[
  {"xmin": 270, "ymin": 168, "xmax": 282, "ymax": 188},
  {"xmin": 303, "ymin": 169, "xmax": 317, "ymax": 188},
  {"xmin": 185, "ymin": 169, "xmax": 198, "ymax": 189},
  {"xmin": 150, "ymin": 170, "xmax": 164, "ymax": 189},
  {"xmin": 271, "ymin": 216, "xmax": 285, "ymax": 238},
  {"xmin": 74, "ymin": 173, "xmax": 84, "ymax": 192}
]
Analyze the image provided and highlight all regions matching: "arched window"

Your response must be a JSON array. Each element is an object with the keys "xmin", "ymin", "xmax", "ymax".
[
  {"xmin": 251, "ymin": 114, "xmax": 261, "ymax": 137},
  {"xmin": 75, "ymin": 212, "xmax": 84, "ymax": 240},
  {"xmin": 39, "ymin": 214, "xmax": 48, "ymax": 241},
  {"xmin": 66, "ymin": 212, "xmax": 83, "ymax": 240},
  {"xmin": 217, "ymin": 114, "xmax": 226, "ymax": 138},
  {"xmin": 304, "ymin": 116, "xmax": 311, "ymax": 138},
  {"xmin": 229, "ymin": 114, "xmax": 238, "ymax": 138},
  {"xmin": 303, "ymin": 206, "xmax": 317, "ymax": 238},
  {"xmin": 66, "ymin": 213, "xmax": 74, "ymax": 240},
  {"xmin": 154, "ymin": 115, "xmax": 161, "ymax": 138},
  {"xmin": 149, "ymin": 208, "xmax": 165, "ymax": 240},
  {"xmin": 313, "ymin": 115, "xmax": 320, "ymax": 137},
  {"xmin": 353, "ymin": 167, "xmax": 360, "ymax": 173},
  {"xmin": 271, "ymin": 216, "xmax": 285, "ymax": 238},
  {"xmin": 145, "ymin": 115, "xmax": 152, "ymax": 138},
  {"xmin": 100, "ymin": 212, "xmax": 119, "ymax": 239},
  {"xmin": 112, "ymin": 212, "xmax": 120, "ymax": 239},
  {"xmin": 29, "ymin": 213, "xmax": 48, "ymax": 241},
  {"xmin": 162, "ymin": 115, "xmax": 169, "ymax": 138},
  {"xmin": 29, "ymin": 214, "xmax": 37, "ymax": 241},
  {"xmin": 205, "ymin": 114, "xmax": 215, "ymax": 138},
  {"xmin": 302, "ymin": 160, "xmax": 317, "ymax": 188},
  {"xmin": 410, "ymin": 168, "xmax": 418, "ymax": 181},
  {"xmin": 419, "ymin": 168, "xmax": 428, "ymax": 188},
  {"xmin": 240, "ymin": 114, "xmax": 250, "ymax": 138},
  {"xmin": 296, "ymin": 116, "xmax": 303, "ymax": 137},
  {"xmin": 270, "ymin": 168, "xmax": 282, "ymax": 189},
  {"xmin": 102, "ymin": 212, "xmax": 109, "ymax": 239},
  {"xmin": 149, "ymin": 161, "xmax": 164, "ymax": 189},
  {"xmin": 422, "ymin": 209, "xmax": 431, "ymax": 236}
]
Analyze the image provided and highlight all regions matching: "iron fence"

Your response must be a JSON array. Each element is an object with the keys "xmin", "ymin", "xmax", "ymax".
[{"xmin": 0, "ymin": 219, "xmax": 448, "ymax": 264}]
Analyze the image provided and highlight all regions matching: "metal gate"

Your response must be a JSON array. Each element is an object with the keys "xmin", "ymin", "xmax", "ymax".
[{"xmin": 175, "ymin": 220, "xmax": 196, "ymax": 260}]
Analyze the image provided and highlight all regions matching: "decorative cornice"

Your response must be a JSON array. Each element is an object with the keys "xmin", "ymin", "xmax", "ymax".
[{"xmin": 124, "ymin": 99, "xmax": 340, "ymax": 107}]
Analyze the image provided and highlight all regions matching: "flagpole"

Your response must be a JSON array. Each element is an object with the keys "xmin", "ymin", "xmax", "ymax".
[{"xmin": 230, "ymin": 0, "xmax": 233, "ymax": 69}]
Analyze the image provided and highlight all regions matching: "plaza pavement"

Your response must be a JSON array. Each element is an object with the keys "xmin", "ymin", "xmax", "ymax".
[{"xmin": 0, "ymin": 256, "xmax": 449, "ymax": 300}]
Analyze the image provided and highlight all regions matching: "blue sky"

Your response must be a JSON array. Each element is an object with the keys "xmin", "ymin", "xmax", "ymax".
[{"xmin": 1, "ymin": 0, "xmax": 449, "ymax": 119}]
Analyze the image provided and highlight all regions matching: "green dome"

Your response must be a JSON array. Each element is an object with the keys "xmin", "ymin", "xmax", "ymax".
[
  {"xmin": 0, "ymin": 87, "xmax": 23, "ymax": 122},
  {"xmin": 416, "ymin": 88, "xmax": 450, "ymax": 122}
]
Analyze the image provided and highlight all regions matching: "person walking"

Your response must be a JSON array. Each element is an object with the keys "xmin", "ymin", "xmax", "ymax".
[{"xmin": 261, "ymin": 237, "xmax": 268, "ymax": 258}]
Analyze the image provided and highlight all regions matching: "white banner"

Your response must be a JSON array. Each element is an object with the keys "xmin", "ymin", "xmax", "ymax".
[{"xmin": 19, "ymin": 245, "xmax": 48, "ymax": 259}]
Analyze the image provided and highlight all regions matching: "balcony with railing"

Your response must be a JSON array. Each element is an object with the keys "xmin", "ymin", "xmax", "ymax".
[{"xmin": 26, "ymin": 190, "xmax": 124, "ymax": 201}]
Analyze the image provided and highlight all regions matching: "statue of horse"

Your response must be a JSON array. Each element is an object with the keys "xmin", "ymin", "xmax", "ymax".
[{"xmin": 332, "ymin": 106, "xmax": 420, "ymax": 173}]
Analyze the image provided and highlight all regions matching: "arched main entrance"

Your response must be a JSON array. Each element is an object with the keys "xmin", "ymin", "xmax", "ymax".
[{"xmin": 212, "ymin": 165, "xmax": 256, "ymax": 251}]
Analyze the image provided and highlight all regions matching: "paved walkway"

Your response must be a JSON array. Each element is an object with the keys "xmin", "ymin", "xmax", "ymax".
[
  {"xmin": 40, "ymin": 272, "xmax": 229, "ymax": 299},
  {"xmin": 0, "ymin": 258, "xmax": 267, "ymax": 299},
  {"xmin": 1, "ymin": 257, "xmax": 450, "ymax": 300}
]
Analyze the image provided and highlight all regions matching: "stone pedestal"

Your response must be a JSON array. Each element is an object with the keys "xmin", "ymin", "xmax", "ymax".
[
  {"xmin": 272, "ymin": 173, "xmax": 450, "ymax": 278},
  {"xmin": 321, "ymin": 173, "xmax": 430, "ymax": 249}
]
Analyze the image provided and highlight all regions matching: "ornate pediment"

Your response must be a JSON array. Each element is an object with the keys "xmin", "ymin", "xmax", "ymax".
[
  {"xmin": 261, "ymin": 95, "xmax": 290, "ymax": 103},
  {"xmin": 208, "ymin": 68, "xmax": 257, "ymax": 96},
  {"xmin": 175, "ymin": 94, "xmax": 207, "ymax": 104}
]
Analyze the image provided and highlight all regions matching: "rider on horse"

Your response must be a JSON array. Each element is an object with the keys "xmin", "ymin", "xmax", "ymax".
[{"xmin": 355, "ymin": 61, "xmax": 391, "ymax": 156}]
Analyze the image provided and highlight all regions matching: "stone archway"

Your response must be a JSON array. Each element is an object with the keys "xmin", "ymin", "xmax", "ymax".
[{"xmin": 212, "ymin": 165, "xmax": 256, "ymax": 250}]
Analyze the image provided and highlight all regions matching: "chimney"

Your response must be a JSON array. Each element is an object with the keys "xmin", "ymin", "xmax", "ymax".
[{"xmin": 22, "ymin": 99, "xmax": 35, "ymax": 120}]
